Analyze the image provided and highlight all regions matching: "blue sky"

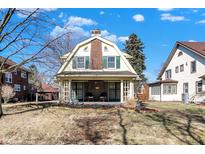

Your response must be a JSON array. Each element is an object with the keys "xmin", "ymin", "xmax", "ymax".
[{"xmin": 15, "ymin": 8, "xmax": 205, "ymax": 81}]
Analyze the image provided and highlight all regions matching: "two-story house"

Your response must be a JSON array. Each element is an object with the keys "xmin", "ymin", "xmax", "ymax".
[
  {"xmin": 56, "ymin": 29, "xmax": 140, "ymax": 104},
  {"xmin": 0, "ymin": 56, "xmax": 30, "ymax": 101},
  {"xmin": 149, "ymin": 42, "xmax": 205, "ymax": 102}
]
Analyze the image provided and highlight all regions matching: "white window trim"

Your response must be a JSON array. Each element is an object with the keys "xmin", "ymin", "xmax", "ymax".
[
  {"xmin": 107, "ymin": 56, "xmax": 116, "ymax": 69},
  {"xmin": 196, "ymin": 80, "xmax": 203, "ymax": 94},
  {"xmin": 163, "ymin": 84, "xmax": 177, "ymax": 95},
  {"xmin": 5, "ymin": 72, "xmax": 12, "ymax": 83},
  {"xmin": 76, "ymin": 56, "xmax": 85, "ymax": 69}
]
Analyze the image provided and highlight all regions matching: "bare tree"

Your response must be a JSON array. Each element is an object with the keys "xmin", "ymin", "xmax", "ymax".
[
  {"xmin": 0, "ymin": 8, "xmax": 70, "ymax": 117},
  {"xmin": 1, "ymin": 85, "xmax": 15, "ymax": 103}
]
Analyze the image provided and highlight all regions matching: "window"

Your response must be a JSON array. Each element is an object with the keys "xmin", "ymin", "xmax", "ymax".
[
  {"xmin": 191, "ymin": 61, "xmax": 196, "ymax": 73},
  {"xmin": 23, "ymin": 85, "xmax": 26, "ymax": 91},
  {"xmin": 107, "ymin": 56, "xmax": 115, "ymax": 68},
  {"xmin": 178, "ymin": 51, "xmax": 183, "ymax": 57},
  {"xmin": 14, "ymin": 84, "xmax": 21, "ymax": 92},
  {"xmin": 104, "ymin": 46, "xmax": 108, "ymax": 52},
  {"xmin": 175, "ymin": 66, "xmax": 179, "ymax": 73},
  {"xmin": 84, "ymin": 47, "xmax": 88, "ymax": 52},
  {"xmin": 151, "ymin": 86, "xmax": 160, "ymax": 95},
  {"xmin": 14, "ymin": 70, "xmax": 17, "ymax": 75},
  {"xmin": 180, "ymin": 64, "xmax": 184, "ymax": 72},
  {"xmin": 165, "ymin": 69, "xmax": 172, "ymax": 79},
  {"xmin": 183, "ymin": 83, "xmax": 189, "ymax": 93},
  {"xmin": 196, "ymin": 80, "xmax": 203, "ymax": 93},
  {"xmin": 77, "ymin": 56, "xmax": 85, "ymax": 69},
  {"xmin": 5, "ymin": 72, "xmax": 12, "ymax": 83},
  {"xmin": 163, "ymin": 84, "xmax": 177, "ymax": 94},
  {"xmin": 21, "ymin": 71, "xmax": 27, "ymax": 78}
]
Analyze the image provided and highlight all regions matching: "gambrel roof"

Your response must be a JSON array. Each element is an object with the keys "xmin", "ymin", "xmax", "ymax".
[{"xmin": 57, "ymin": 35, "xmax": 137, "ymax": 76}]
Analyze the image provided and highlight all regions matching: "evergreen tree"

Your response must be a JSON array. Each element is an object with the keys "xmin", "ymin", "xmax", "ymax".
[{"xmin": 124, "ymin": 33, "xmax": 146, "ymax": 81}]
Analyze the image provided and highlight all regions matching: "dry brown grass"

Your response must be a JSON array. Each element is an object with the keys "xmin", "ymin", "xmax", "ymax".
[{"xmin": 0, "ymin": 102, "xmax": 205, "ymax": 145}]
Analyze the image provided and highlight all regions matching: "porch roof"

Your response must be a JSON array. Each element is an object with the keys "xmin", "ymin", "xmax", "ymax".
[
  {"xmin": 57, "ymin": 71, "xmax": 138, "ymax": 78},
  {"xmin": 148, "ymin": 79, "xmax": 178, "ymax": 86}
]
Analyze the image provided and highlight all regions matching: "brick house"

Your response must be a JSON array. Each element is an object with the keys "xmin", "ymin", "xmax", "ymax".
[{"xmin": 0, "ymin": 56, "xmax": 30, "ymax": 102}]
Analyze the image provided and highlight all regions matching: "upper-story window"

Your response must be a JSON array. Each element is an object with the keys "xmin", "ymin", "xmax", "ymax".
[
  {"xmin": 175, "ymin": 66, "xmax": 179, "ymax": 73},
  {"xmin": 165, "ymin": 69, "xmax": 172, "ymax": 79},
  {"xmin": 178, "ymin": 51, "xmax": 183, "ymax": 57},
  {"xmin": 14, "ymin": 70, "xmax": 18, "ymax": 75},
  {"xmin": 191, "ymin": 61, "xmax": 196, "ymax": 73},
  {"xmin": 14, "ymin": 84, "xmax": 21, "ymax": 92},
  {"xmin": 84, "ymin": 47, "xmax": 88, "ymax": 52},
  {"xmin": 180, "ymin": 64, "xmax": 184, "ymax": 72},
  {"xmin": 104, "ymin": 46, "xmax": 108, "ymax": 52},
  {"xmin": 77, "ymin": 56, "xmax": 85, "ymax": 69},
  {"xmin": 5, "ymin": 72, "xmax": 12, "ymax": 83},
  {"xmin": 107, "ymin": 56, "xmax": 115, "ymax": 68},
  {"xmin": 21, "ymin": 71, "xmax": 27, "ymax": 78}
]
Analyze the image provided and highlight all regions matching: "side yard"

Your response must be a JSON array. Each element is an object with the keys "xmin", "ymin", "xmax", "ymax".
[{"xmin": 0, "ymin": 102, "xmax": 204, "ymax": 144}]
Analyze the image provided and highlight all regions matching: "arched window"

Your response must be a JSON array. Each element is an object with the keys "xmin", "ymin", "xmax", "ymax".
[{"xmin": 178, "ymin": 51, "xmax": 183, "ymax": 57}]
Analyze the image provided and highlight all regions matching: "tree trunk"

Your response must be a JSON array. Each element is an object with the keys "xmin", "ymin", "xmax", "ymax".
[{"xmin": 0, "ymin": 73, "xmax": 3, "ymax": 118}]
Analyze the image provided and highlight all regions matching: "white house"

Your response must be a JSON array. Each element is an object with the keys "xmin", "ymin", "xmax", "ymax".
[
  {"xmin": 56, "ymin": 29, "xmax": 139, "ymax": 104},
  {"xmin": 149, "ymin": 41, "xmax": 205, "ymax": 102}
]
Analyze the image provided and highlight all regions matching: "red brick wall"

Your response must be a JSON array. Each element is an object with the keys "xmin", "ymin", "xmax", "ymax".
[
  {"xmin": 91, "ymin": 39, "xmax": 102, "ymax": 69},
  {"xmin": 2, "ymin": 66, "xmax": 29, "ymax": 101}
]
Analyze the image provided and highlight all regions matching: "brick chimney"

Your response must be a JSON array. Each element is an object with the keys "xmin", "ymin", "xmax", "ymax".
[{"xmin": 91, "ymin": 29, "xmax": 101, "ymax": 37}]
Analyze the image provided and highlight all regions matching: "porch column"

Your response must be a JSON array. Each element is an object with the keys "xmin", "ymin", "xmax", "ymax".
[
  {"xmin": 68, "ymin": 80, "xmax": 71, "ymax": 102},
  {"xmin": 120, "ymin": 80, "xmax": 124, "ymax": 103},
  {"xmin": 59, "ymin": 81, "xmax": 63, "ymax": 103},
  {"xmin": 130, "ymin": 81, "xmax": 134, "ymax": 99}
]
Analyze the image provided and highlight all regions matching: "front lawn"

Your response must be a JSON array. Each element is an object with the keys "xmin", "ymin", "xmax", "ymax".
[{"xmin": 0, "ymin": 102, "xmax": 204, "ymax": 144}]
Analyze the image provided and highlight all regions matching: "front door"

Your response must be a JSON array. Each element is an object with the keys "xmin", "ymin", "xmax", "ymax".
[{"xmin": 183, "ymin": 83, "xmax": 189, "ymax": 94}]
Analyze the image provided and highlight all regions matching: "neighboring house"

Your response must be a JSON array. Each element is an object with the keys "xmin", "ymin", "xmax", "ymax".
[
  {"xmin": 149, "ymin": 42, "xmax": 205, "ymax": 102},
  {"xmin": 0, "ymin": 56, "xmax": 30, "ymax": 101},
  {"xmin": 37, "ymin": 83, "xmax": 59, "ymax": 101},
  {"xmin": 56, "ymin": 29, "xmax": 139, "ymax": 104}
]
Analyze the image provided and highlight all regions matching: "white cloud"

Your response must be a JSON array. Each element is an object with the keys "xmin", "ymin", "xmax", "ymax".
[
  {"xmin": 58, "ymin": 12, "xmax": 64, "ymax": 18},
  {"xmin": 101, "ymin": 30, "xmax": 118, "ymax": 42},
  {"xmin": 66, "ymin": 16, "xmax": 97, "ymax": 27},
  {"xmin": 188, "ymin": 40, "xmax": 196, "ymax": 42},
  {"xmin": 196, "ymin": 19, "xmax": 205, "ymax": 24},
  {"xmin": 133, "ymin": 14, "xmax": 144, "ymax": 22},
  {"xmin": 50, "ymin": 25, "xmax": 89, "ymax": 40},
  {"xmin": 100, "ymin": 11, "xmax": 105, "ymax": 15},
  {"xmin": 118, "ymin": 36, "xmax": 128, "ymax": 42},
  {"xmin": 158, "ymin": 8, "xmax": 174, "ymax": 11},
  {"xmin": 160, "ymin": 13, "xmax": 185, "ymax": 22}
]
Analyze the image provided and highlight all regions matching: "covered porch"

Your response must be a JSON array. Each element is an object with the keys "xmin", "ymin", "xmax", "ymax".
[{"xmin": 59, "ymin": 78, "xmax": 135, "ymax": 104}]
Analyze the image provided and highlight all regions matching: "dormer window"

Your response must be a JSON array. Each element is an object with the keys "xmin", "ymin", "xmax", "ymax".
[
  {"xmin": 178, "ymin": 51, "xmax": 183, "ymax": 57},
  {"xmin": 104, "ymin": 46, "xmax": 108, "ymax": 52}
]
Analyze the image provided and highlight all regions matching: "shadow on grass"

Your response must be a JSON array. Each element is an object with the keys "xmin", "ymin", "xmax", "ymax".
[
  {"xmin": 3, "ymin": 103, "xmax": 55, "ymax": 116},
  {"xmin": 117, "ymin": 109, "xmax": 128, "ymax": 145},
  {"xmin": 145, "ymin": 112, "xmax": 205, "ymax": 145}
]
